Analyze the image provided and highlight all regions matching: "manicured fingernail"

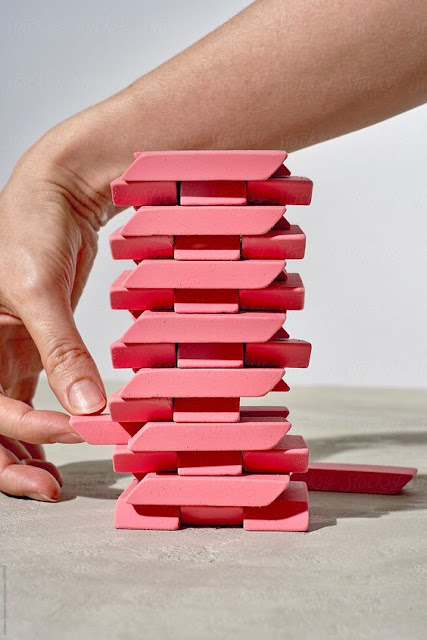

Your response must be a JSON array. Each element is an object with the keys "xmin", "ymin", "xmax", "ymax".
[
  {"xmin": 54, "ymin": 432, "xmax": 85, "ymax": 444},
  {"xmin": 27, "ymin": 492, "xmax": 57, "ymax": 502},
  {"xmin": 68, "ymin": 378, "xmax": 105, "ymax": 414}
]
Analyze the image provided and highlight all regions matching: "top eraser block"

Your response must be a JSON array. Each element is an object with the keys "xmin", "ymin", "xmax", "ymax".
[{"xmin": 121, "ymin": 150, "xmax": 287, "ymax": 181}]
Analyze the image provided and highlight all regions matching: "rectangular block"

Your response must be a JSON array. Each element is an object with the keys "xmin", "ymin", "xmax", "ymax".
[
  {"xmin": 180, "ymin": 506, "xmax": 244, "ymax": 526},
  {"xmin": 110, "ymin": 271, "xmax": 174, "ymax": 311},
  {"xmin": 241, "ymin": 226, "xmax": 306, "ymax": 260},
  {"xmin": 173, "ymin": 397, "xmax": 240, "ymax": 423},
  {"xmin": 174, "ymin": 236, "xmax": 241, "ymax": 261},
  {"xmin": 69, "ymin": 414, "xmax": 142, "ymax": 445},
  {"xmin": 113, "ymin": 446, "xmax": 178, "ymax": 473},
  {"xmin": 245, "ymin": 339, "xmax": 312, "ymax": 368},
  {"xmin": 243, "ymin": 481, "xmax": 309, "ymax": 531},
  {"xmin": 240, "ymin": 405, "xmax": 289, "ymax": 420},
  {"xmin": 110, "ymin": 341, "xmax": 176, "ymax": 369},
  {"xmin": 108, "ymin": 390, "xmax": 173, "ymax": 423},
  {"xmin": 109, "ymin": 227, "xmax": 174, "ymax": 261},
  {"xmin": 239, "ymin": 273, "xmax": 304, "ymax": 311},
  {"xmin": 115, "ymin": 480, "xmax": 181, "ymax": 530},
  {"xmin": 111, "ymin": 178, "xmax": 177, "ymax": 206},
  {"xmin": 174, "ymin": 289, "xmax": 239, "ymax": 314},
  {"xmin": 178, "ymin": 451, "xmax": 243, "ymax": 476},
  {"xmin": 177, "ymin": 343, "xmax": 244, "ymax": 368},
  {"xmin": 180, "ymin": 181, "xmax": 246, "ymax": 205},
  {"xmin": 247, "ymin": 176, "xmax": 313, "ymax": 206},
  {"xmin": 243, "ymin": 435, "xmax": 309, "ymax": 473}
]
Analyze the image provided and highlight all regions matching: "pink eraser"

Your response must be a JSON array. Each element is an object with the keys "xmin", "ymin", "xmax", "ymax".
[
  {"xmin": 173, "ymin": 397, "xmax": 240, "ymax": 423},
  {"xmin": 180, "ymin": 181, "xmax": 246, "ymax": 206},
  {"xmin": 177, "ymin": 343, "xmax": 244, "ymax": 368},
  {"xmin": 111, "ymin": 178, "xmax": 177, "ymax": 206},
  {"xmin": 113, "ymin": 445, "xmax": 178, "ymax": 473},
  {"xmin": 109, "ymin": 227, "xmax": 173, "ymax": 261},
  {"xmin": 271, "ymin": 379, "xmax": 290, "ymax": 392},
  {"xmin": 177, "ymin": 451, "xmax": 243, "ymax": 476},
  {"xmin": 125, "ymin": 472, "xmax": 290, "ymax": 507},
  {"xmin": 240, "ymin": 405, "xmax": 289, "ymax": 420},
  {"xmin": 243, "ymin": 435, "xmax": 309, "ymax": 473},
  {"xmin": 174, "ymin": 289, "xmax": 239, "ymax": 314},
  {"xmin": 243, "ymin": 481, "xmax": 309, "ymax": 531},
  {"xmin": 174, "ymin": 235, "xmax": 241, "ymax": 261},
  {"xmin": 115, "ymin": 480, "xmax": 181, "ymax": 530},
  {"xmin": 108, "ymin": 389, "xmax": 173, "ymax": 423},
  {"xmin": 247, "ymin": 176, "xmax": 313, "ymax": 206},
  {"xmin": 110, "ymin": 341, "xmax": 176, "ymax": 369},
  {"xmin": 241, "ymin": 226, "xmax": 306, "ymax": 260},
  {"xmin": 110, "ymin": 271, "xmax": 174, "ymax": 311},
  {"xmin": 121, "ymin": 150, "xmax": 287, "ymax": 181},
  {"xmin": 69, "ymin": 414, "xmax": 141, "ymax": 445},
  {"xmin": 180, "ymin": 506, "xmax": 243, "ymax": 526},
  {"xmin": 245, "ymin": 339, "xmax": 312, "ymax": 368},
  {"xmin": 239, "ymin": 273, "xmax": 305, "ymax": 311}
]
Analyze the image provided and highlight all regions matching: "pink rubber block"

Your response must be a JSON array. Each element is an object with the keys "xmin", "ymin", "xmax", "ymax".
[
  {"xmin": 245, "ymin": 339, "xmax": 312, "ymax": 368},
  {"xmin": 109, "ymin": 389, "xmax": 173, "ymax": 423},
  {"xmin": 241, "ymin": 226, "xmax": 306, "ymax": 260},
  {"xmin": 271, "ymin": 379, "xmax": 290, "ymax": 392},
  {"xmin": 113, "ymin": 445, "xmax": 177, "ymax": 473},
  {"xmin": 247, "ymin": 176, "xmax": 313, "ymax": 206},
  {"xmin": 110, "ymin": 341, "xmax": 176, "ymax": 369},
  {"xmin": 115, "ymin": 480, "xmax": 181, "ymax": 530},
  {"xmin": 177, "ymin": 343, "xmax": 243, "ymax": 368},
  {"xmin": 121, "ymin": 150, "xmax": 287, "ymax": 181},
  {"xmin": 69, "ymin": 414, "xmax": 141, "ymax": 445},
  {"xmin": 291, "ymin": 463, "xmax": 417, "ymax": 494},
  {"xmin": 271, "ymin": 164, "xmax": 291, "ymax": 177},
  {"xmin": 123, "ymin": 259, "xmax": 285, "ymax": 290},
  {"xmin": 180, "ymin": 506, "xmax": 243, "ymax": 526},
  {"xmin": 174, "ymin": 236, "xmax": 241, "ymax": 261},
  {"xmin": 173, "ymin": 397, "xmax": 240, "ymax": 423},
  {"xmin": 174, "ymin": 289, "xmax": 239, "ymax": 314},
  {"xmin": 240, "ymin": 405, "xmax": 289, "ymax": 420},
  {"xmin": 180, "ymin": 181, "xmax": 246, "ymax": 206},
  {"xmin": 121, "ymin": 310, "xmax": 286, "ymax": 344},
  {"xmin": 109, "ymin": 227, "xmax": 173, "ymax": 261},
  {"xmin": 239, "ymin": 273, "xmax": 305, "ymax": 311},
  {"xmin": 243, "ymin": 435, "xmax": 309, "ymax": 474},
  {"xmin": 243, "ymin": 481, "xmax": 309, "ymax": 531},
  {"xmin": 120, "ymin": 367, "xmax": 284, "ymax": 399},
  {"xmin": 128, "ymin": 416, "xmax": 289, "ymax": 452},
  {"xmin": 110, "ymin": 271, "xmax": 173, "ymax": 311},
  {"xmin": 125, "ymin": 472, "xmax": 290, "ymax": 507},
  {"xmin": 121, "ymin": 205, "xmax": 286, "ymax": 236},
  {"xmin": 178, "ymin": 451, "xmax": 243, "ymax": 476},
  {"xmin": 111, "ymin": 178, "xmax": 178, "ymax": 206}
]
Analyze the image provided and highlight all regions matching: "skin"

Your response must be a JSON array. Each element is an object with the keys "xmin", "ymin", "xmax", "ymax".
[{"xmin": 0, "ymin": 0, "xmax": 426, "ymax": 501}]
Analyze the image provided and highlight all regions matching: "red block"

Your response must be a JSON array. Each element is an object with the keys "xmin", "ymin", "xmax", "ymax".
[
  {"xmin": 69, "ymin": 414, "xmax": 141, "ymax": 445},
  {"xmin": 240, "ymin": 405, "xmax": 289, "ymax": 420},
  {"xmin": 243, "ymin": 435, "xmax": 309, "ymax": 473},
  {"xmin": 245, "ymin": 339, "xmax": 312, "ymax": 368},
  {"xmin": 271, "ymin": 379, "xmax": 290, "ymax": 392},
  {"xmin": 239, "ymin": 273, "xmax": 305, "ymax": 311},
  {"xmin": 247, "ymin": 176, "xmax": 313, "ymax": 205},
  {"xmin": 113, "ymin": 446, "xmax": 178, "ymax": 473},
  {"xmin": 180, "ymin": 181, "xmax": 246, "ymax": 206},
  {"xmin": 180, "ymin": 506, "xmax": 244, "ymax": 526},
  {"xmin": 173, "ymin": 397, "xmax": 240, "ymax": 423},
  {"xmin": 108, "ymin": 390, "xmax": 173, "ymax": 423},
  {"xmin": 271, "ymin": 164, "xmax": 291, "ymax": 177},
  {"xmin": 111, "ymin": 178, "xmax": 177, "ymax": 206},
  {"xmin": 244, "ymin": 481, "xmax": 309, "ymax": 531},
  {"xmin": 178, "ymin": 451, "xmax": 243, "ymax": 476},
  {"xmin": 241, "ymin": 226, "xmax": 306, "ymax": 260},
  {"xmin": 110, "ymin": 341, "xmax": 176, "ymax": 369},
  {"xmin": 174, "ymin": 235, "xmax": 241, "ymax": 261},
  {"xmin": 177, "ymin": 343, "xmax": 244, "ymax": 368},
  {"xmin": 109, "ymin": 227, "xmax": 173, "ymax": 260},
  {"xmin": 174, "ymin": 289, "xmax": 239, "ymax": 314},
  {"xmin": 110, "ymin": 271, "xmax": 173, "ymax": 311},
  {"xmin": 115, "ymin": 480, "xmax": 181, "ymax": 530}
]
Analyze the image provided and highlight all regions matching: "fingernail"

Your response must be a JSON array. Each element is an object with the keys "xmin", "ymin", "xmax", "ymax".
[
  {"xmin": 27, "ymin": 492, "xmax": 57, "ymax": 502},
  {"xmin": 68, "ymin": 378, "xmax": 105, "ymax": 414},
  {"xmin": 54, "ymin": 432, "xmax": 85, "ymax": 444}
]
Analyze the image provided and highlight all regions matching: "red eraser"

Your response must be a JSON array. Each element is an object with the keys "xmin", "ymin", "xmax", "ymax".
[
  {"xmin": 180, "ymin": 506, "xmax": 243, "ymax": 526},
  {"xmin": 177, "ymin": 451, "xmax": 243, "ymax": 476},
  {"xmin": 110, "ymin": 271, "xmax": 174, "ymax": 311},
  {"xmin": 174, "ymin": 289, "xmax": 239, "ymax": 314},
  {"xmin": 111, "ymin": 178, "xmax": 177, "ymax": 206},
  {"xmin": 115, "ymin": 480, "xmax": 181, "ymax": 530},
  {"xmin": 174, "ymin": 235, "xmax": 241, "ymax": 261},
  {"xmin": 245, "ymin": 339, "xmax": 312, "ymax": 368},
  {"xmin": 241, "ymin": 226, "xmax": 306, "ymax": 260},
  {"xmin": 109, "ymin": 227, "xmax": 173, "ymax": 260},
  {"xmin": 180, "ymin": 180, "xmax": 246, "ymax": 206},
  {"xmin": 110, "ymin": 341, "xmax": 176, "ymax": 369},
  {"xmin": 243, "ymin": 435, "xmax": 309, "ymax": 474},
  {"xmin": 239, "ymin": 273, "xmax": 305, "ymax": 311},
  {"xmin": 177, "ymin": 343, "xmax": 244, "ymax": 368},
  {"xmin": 247, "ymin": 176, "xmax": 313, "ymax": 206},
  {"xmin": 244, "ymin": 481, "xmax": 309, "ymax": 531},
  {"xmin": 108, "ymin": 390, "xmax": 173, "ymax": 423},
  {"xmin": 173, "ymin": 397, "xmax": 240, "ymax": 423},
  {"xmin": 113, "ymin": 445, "xmax": 178, "ymax": 473}
]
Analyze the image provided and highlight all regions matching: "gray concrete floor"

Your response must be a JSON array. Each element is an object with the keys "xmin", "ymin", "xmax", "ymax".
[{"xmin": 1, "ymin": 383, "xmax": 426, "ymax": 640}]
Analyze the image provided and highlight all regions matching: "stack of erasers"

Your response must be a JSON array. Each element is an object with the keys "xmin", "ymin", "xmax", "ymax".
[{"xmin": 72, "ymin": 150, "xmax": 314, "ymax": 531}]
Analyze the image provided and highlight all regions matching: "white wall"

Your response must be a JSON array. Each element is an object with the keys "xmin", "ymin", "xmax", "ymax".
[{"xmin": 1, "ymin": 0, "xmax": 426, "ymax": 388}]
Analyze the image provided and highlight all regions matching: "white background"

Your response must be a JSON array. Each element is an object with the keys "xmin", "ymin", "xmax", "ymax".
[{"xmin": 1, "ymin": 0, "xmax": 426, "ymax": 388}]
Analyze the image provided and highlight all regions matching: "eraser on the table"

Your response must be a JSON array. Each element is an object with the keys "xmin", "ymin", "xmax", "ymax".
[
  {"xmin": 121, "ymin": 150, "xmax": 287, "ymax": 181},
  {"xmin": 109, "ymin": 227, "xmax": 173, "ymax": 260},
  {"xmin": 121, "ymin": 310, "xmax": 286, "ymax": 344},
  {"xmin": 122, "ymin": 259, "xmax": 285, "ymax": 290},
  {"xmin": 125, "ymin": 472, "xmax": 290, "ymax": 507},
  {"xmin": 111, "ymin": 178, "xmax": 177, "ymax": 206},
  {"xmin": 271, "ymin": 164, "xmax": 291, "ymax": 177},
  {"xmin": 180, "ymin": 181, "xmax": 246, "ymax": 206},
  {"xmin": 243, "ymin": 435, "xmax": 309, "ymax": 473},
  {"xmin": 174, "ymin": 289, "xmax": 239, "ymax": 314},
  {"xmin": 291, "ymin": 463, "xmax": 417, "ymax": 494},
  {"xmin": 177, "ymin": 451, "xmax": 243, "ymax": 476},
  {"xmin": 115, "ymin": 480, "xmax": 181, "ymax": 530},
  {"xmin": 174, "ymin": 236, "xmax": 241, "ymax": 261},
  {"xmin": 247, "ymin": 176, "xmax": 313, "ymax": 206},
  {"xmin": 120, "ymin": 205, "xmax": 286, "ymax": 236},
  {"xmin": 173, "ymin": 397, "xmax": 240, "ymax": 423},
  {"xmin": 69, "ymin": 414, "xmax": 141, "ymax": 445},
  {"xmin": 120, "ymin": 367, "xmax": 284, "ymax": 399},
  {"xmin": 271, "ymin": 379, "xmax": 290, "ymax": 392},
  {"xmin": 177, "ymin": 343, "xmax": 244, "ymax": 368},
  {"xmin": 239, "ymin": 273, "xmax": 305, "ymax": 311},
  {"xmin": 180, "ymin": 506, "xmax": 244, "ymax": 526},
  {"xmin": 128, "ymin": 416, "xmax": 290, "ymax": 452},
  {"xmin": 110, "ymin": 271, "xmax": 174, "ymax": 311},
  {"xmin": 109, "ymin": 390, "xmax": 173, "ymax": 423},
  {"xmin": 241, "ymin": 226, "xmax": 306, "ymax": 260},
  {"xmin": 110, "ymin": 341, "xmax": 176, "ymax": 369},
  {"xmin": 243, "ymin": 481, "xmax": 309, "ymax": 531},
  {"xmin": 240, "ymin": 405, "xmax": 289, "ymax": 420},
  {"xmin": 245, "ymin": 339, "xmax": 312, "ymax": 368},
  {"xmin": 113, "ymin": 445, "xmax": 178, "ymax": 473}
]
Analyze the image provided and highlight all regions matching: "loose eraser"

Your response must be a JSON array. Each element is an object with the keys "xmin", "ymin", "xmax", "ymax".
[
  {"xmin": 174, "ymin": 289, "xmax": 239, "ymax": 314},
  {"xmin": 240, "ymin": 405, "xmax": 290, "ymax": 420},
  {"xmin": 120, "ymin": 367, "xmax": 284, "ymax": 399},
  {"xmin": 110, "ymin": 271, "xmax": 173, "ymax": 311},
  {"xmin": 173, "ymin": 397, "xmax": 240, "ymax": 423},
  {"xmin": 109, "ymin": 227, "xmax": 173, "ymax": 261},
  {"xmin": 241, "ymin": 226, "xmax": 306, "ymax": 260},
  {"xmin": 174, "ymin": 235, "xmax": 241, "ymax": 261},
  {"xmin": 177, "ymin": 343, "xmax": 244, "ymax": 368},
  {"xmin": 180, "ymin": 506, "xmax": 244, "ymax": 526},
  {"xmin": 115, "ymin": 480, "xmax": 181, "ymax": 530},
  {"xmin": 271, "ymin": 379, "xmax": 290, "ymax": 392},
  {"xmin": 110, "ymin": 341, "xmax": 176, "ymax": 369},
  {"xmin": 69, "ymin": 414, "xmax": 141, "ymax": 445},
  {"xmin": 180, "ymin": 181, "xmax": 246, "ymax": 206},
  {"xmin": 243, "ymin": 481, "xmax": 309, "ymax": 531},
  {"xmin": 247, "ymin": 176, "xmax": 313, "ymax": 206},
  {"xmin": 121, "ymin": 310, "xmax": 286, "ymax": 344},
  {"xmin": 239, "ymin": 273, "xmax": 305, "ymax": 311},
  {"xmin": 243, "ymin": 435, "xmax": 309, "ymax": 473},
  {"xmin": 113, "ymin": 445, "xmax": 178, "ymax": 473},
  {"xmin": 177, "ymin": 451, "xmax": 243, "ymax": 476},
  {"xmin": 111, "ymin": 178, "xmax": 178, "ymax": 206},
  {"xmin": 125, "ymin": 472, "xmax": 290, "ymax": 507},
  {"xmin": 245, "ymin": 339, "xmax": 312, "ymax": 368},
  {"xmin": 108, "ymin": 390, "xmax": 173, "ymax": 423},
  {"xmin": 121, "ymin": 150, "xmax": 287, "ymax": 181}
]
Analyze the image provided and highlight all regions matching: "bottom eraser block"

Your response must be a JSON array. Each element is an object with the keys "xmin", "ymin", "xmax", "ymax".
[
  {"xmin": 173, "ymin": 397, "xmax": 240, "ymax": 423},
  {"xmin": 177, "ymin": 451, "xmax": 243, "ymax": 476},
  {"xmin": 180, "ymin": 506, "xmax": 244, "ymax": 526},
  {"xmin": 115, "ymin": 480, "xmax": 181, "ymax": 530},
  {"xmin": 243, "ymin": 481, "xmax": 309, "ymax": 531}
]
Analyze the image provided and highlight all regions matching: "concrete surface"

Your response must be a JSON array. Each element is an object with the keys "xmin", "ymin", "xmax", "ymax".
[{"xmin": 1, "ymin": 384, "xmax": 426, "ymax": 640}]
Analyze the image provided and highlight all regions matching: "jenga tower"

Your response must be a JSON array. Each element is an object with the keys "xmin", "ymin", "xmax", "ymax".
[{"xmin": 72, "ymin": 150, "xmax": 314, "ymax": 530}]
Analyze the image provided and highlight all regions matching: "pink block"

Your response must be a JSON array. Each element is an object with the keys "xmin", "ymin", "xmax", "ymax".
[
  {"xmin": 178, "ymin": 451, "xmax": 243, "ymax": 476},
  {"xmin": 121, "ymin": 150, "xmax": 287, "ymax": 181},
  {"xmin": 245, "ymin": 339, "xmax": 312, "ymax": 368},
  {"xmin": 180, "ymin": 181, "xmax": 246, "ymax": 206},
  {"xmin": 123, "ymin": 259, "xmax": 285, "ymax": 290},
  {"xmin": 125, "ymin": 472, "xmax": 290, "ymax": 507},
  {"xmin": 271, "ymin": 164, "xmax": 291, "ymax": 177},
  {"xmin": 241, "ymin": 226, "xmax": 306, "ymax": 260},
  {"xmin": 69, "ymin": 414, "xmax": 141, "ymax": 445},
  {"xmin": 177, "ymin": 343, "xmax": 244, "ymax": 368},
  {"xmin": 239, "ymin": 273, "xmax": 305, "ymax": 311},
  {"xmin": 110, "ymin": 341, "xmax": 176, "ymax": 369},
  {"xmin": 109, "ymin": 227, "xmax": 173, "ymax": 261},
  {"xmin": 113, "ymin": 445, "xmax": 178, "ymax": 473},
  {"xmin": 174, "ymin": 289, "xmax": 239, "ymax": 314},
  {"xmin": 180, "ymin": 506, "xmax": 243, "ymax": 526},
  {"xmin": 271, "ymin": 379, "xmax": 290, "ymax": 392},
  {"xmin": 291, "ymin": 463, "xmax": 417, "ymax": 494},
  {"xmin": 120, "ymin": 367, "xmax": 284, "ymax": 399},
  {"xmin": 174, "ymin": 236, "xmax": 240, "ymax": 261},
  {"xmin": 121, "ymin": 310, "xmax": 286, "ymax": 344},
  {"xmin": 247, "ymin": 176, "xmax": 313, "ymax": 206},
  {"xmin": 128, "ymin": 416, "xmax": 289, "ymax": 452},
  {"xmin": 243, "ymin": 481, "xmax": 309, "ymax": 531},
  {"xmin": 173, "ymin": 397, "xmax": 240, "ymax": 423},
  {"xmin": 111, "ymin": 178, "xmax": 177, "ymax": 206},
  {"xmin": 110, "ymin": 271, "xmax": 174, "ymax": 311},
  {"xmin": 243, "ymin": 435, "xmax": 309, "ymax": 473},
  {"xmin": 115, "ymin": 480, "xmax": 181, "ymax": 530},
  {"xmin": 120, "ymin": 205, "xmax": 286, "ymax": 236},
  {"xmin": 109, "ymin": 390, "xmax": 173, "ymax": 423},
  {"xmin": 240, "ymin": 405, "xmax": 289, "ymax": 420}
]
